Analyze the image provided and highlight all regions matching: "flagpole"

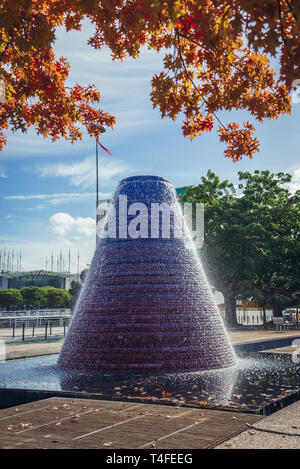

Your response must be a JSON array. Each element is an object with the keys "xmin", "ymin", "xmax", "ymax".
[
  {"xmin": 96, "ymin": 137, "xmax": 99, "ymax": 215},
  {"xmin": 92, "ymin": 124, "xmax": 107, "ymax": 245}
]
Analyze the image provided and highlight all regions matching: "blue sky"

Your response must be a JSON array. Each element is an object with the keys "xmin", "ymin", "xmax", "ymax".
[{"xmin": 0, "ymin": 21, "xmax": 300, "ymax": 272}]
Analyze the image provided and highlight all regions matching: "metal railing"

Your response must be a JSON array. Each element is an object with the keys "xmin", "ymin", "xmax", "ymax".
[
  {"xmin": 0, "ymin": 317, "xmax": 71, "ymax": 341},
  {"xmin": 0, "ymin": 308, "xmax": 71, "ymax": 318}
]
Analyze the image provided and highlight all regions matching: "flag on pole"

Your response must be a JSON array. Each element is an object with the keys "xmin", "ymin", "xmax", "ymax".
[{"xmin": 96, "ymin": 136, "xmax": 111, "ymax": 156}]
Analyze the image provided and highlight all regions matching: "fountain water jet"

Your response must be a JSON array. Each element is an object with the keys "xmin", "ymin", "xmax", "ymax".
[{"xmin": 58, "ymin": 175, "xmax": 237, "ymax": 373}]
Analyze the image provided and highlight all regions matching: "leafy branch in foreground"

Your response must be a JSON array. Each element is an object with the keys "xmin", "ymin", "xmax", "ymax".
[{"xmin": 0, "ymin": 1, "xmax": 298, "ymax": 160}]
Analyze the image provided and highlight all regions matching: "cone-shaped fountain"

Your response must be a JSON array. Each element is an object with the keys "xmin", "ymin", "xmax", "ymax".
[{"xmin": 58, "ymin": 175, "xmax": 236, "ymax": 373}]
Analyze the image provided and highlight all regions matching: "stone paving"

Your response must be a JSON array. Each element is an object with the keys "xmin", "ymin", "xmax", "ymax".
[
  {"xmin": 229, "ymin": 329, "xmax": 300, "ymax": 345},
  {"xmin": 261, "ymin": 345, "xmax": 299, "ymax": 355},
  {"xmin": 0, "ymin": 397, "xmax": 299, "ymax": 449},
  {"xmin": 0, "ymin": 397, "xmax": 262, "ymax": 449},
  {"xmin": 4, "ymin": 340, "xmax": 64, "ymax": 360},
  {"xmin": 215, "ymin": 400, "xmax": 300, "ymax": 449}
]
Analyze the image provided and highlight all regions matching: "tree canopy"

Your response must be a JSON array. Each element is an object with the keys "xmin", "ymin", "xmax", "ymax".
[
  {"xmin": 0, "ymin": 286, "xmax": 74, "ymax": 310},
  {"xmin": 0, "ymin": 1, "xmax": 299, "ymax": 160},
  {"xmin": 237, "ymin": 170, "xmax": 300, "ymax": 320},
  {"xmin": 20, "ymin": 286, "xmax": 46, "ymax": 309},
  {"xmin": 180, "ymin": 169, "xmax": 300, "ymax": 327},
  {"xmin": 40, "ymin": 286, "xmax": 71, "ymax": 308},
  {"xmin": 0, "ymin": 288, "xmax": 23, "ymax": 310}
]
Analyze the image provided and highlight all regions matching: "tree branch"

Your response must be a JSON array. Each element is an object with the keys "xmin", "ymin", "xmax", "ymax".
[
  {"xmin": 284, "ymin": 0, "xmax": 298, "ymax": 21},
  {"xmin": 0, "ymin": 41, "xmax": 12, "ymax": 63},
  {"xmin": 175, "ymin": 30, "xmax": 227, "ymax": 132},
  {"xmin": 277, "ymin": 0, "xmax": 292, "ymax": 59},
  {"xmin": 175, "ymin": 29, "xmax": 251, "ymax": 79}
]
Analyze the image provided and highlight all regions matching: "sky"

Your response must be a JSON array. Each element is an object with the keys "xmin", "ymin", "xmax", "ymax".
[{"xmin": 0, "ymin": 21, "xmax": 300, "ymax": 272}]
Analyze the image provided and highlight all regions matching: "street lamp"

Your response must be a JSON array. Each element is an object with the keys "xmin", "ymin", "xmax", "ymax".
[
  {"xmin": 93, "ymin": 124, "xmax": 106, "ymax": 210},
  {"xmin": 91, "ymin": 123, "xmax": 106, "ymax": 244}
]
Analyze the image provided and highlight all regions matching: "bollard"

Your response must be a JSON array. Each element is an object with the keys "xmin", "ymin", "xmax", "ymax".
[
  {"xmin": 22, "ymin": 322, "xmax": 25, "ymax": 341},
  {"xmin": 12, "ymin": 323, "xmax": 15, "ymax": 339},
  {"xmin": 45, "ymin": 322, "xmax": 48, "ymax": 340},
  {"xmin": 49, "ymin": 322, "xmax": 52, "ymax": 336},
  {"xmin": 32, "ymin": 322, "xmax": 35, "ymax": 337}
]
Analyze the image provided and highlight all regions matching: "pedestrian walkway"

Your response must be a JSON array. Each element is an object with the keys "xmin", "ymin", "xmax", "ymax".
[
  {"xmin": 4, "ymin": 340, "xmax": 63, "ymax": 360},
  {"xmin": 215, "ymin": 400, "xmax": 300, "ymax": 449},
  {"xmin": 3, "ymin": 330, "xmax": 300, "ymax": 361},
  {"xmin": 0, "ymin": 397, "xmax": 262, "ymax": 449},
  {"xmin": 230, "ymin": 329, "xmax": 300, "ymax": 345},
  {"xmin": 261, "ymin": 345, "xmax": 299, "ymax": 356}
]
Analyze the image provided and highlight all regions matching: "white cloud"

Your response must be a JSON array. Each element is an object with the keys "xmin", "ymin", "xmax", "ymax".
[
  {"xmin": 22, "ymin": 204, "xmax": 45, "ymax": 211},
  {"xmin": 54, "ymin": 22, "xmax": 165, "ymax": 102},
  {"xmin": 289, "ymin": 167, "xmax": 300, "ymax": 194},
  {"xmin": 35, "ymin": 156, "xmax": 129, "ymax": 188},
  {"xmin": 0, "ymin": 167, "xmax": 7, "ymax": 178},
  {"xmin": 4, "ymin": 193, "xmax": 53, "ymax": 201},
  {"xmin": 50, "ymin": 212, "xmax": 95, "ymax": 238},
  {"xmin": 4, "ymin": 191, "xmax": 111, "ymax": 205}
]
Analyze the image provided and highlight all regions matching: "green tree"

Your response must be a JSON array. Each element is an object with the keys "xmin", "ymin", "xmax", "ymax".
[
  {"xmin": 237, "ymin": 170, "xmax": 300, "ymax": 322},
  {"xmin": 41, "ymin": 287, "xmax": 71, "ymax": 309},
  {"xmin": 0, "ymin": 289, "xmax": 23, "ymax": 310},
  {"xmin": 181, "ymin": 170, "xmax": 256, "ymax": 328},
  {"xmin": 180, "ymin": 169, "xmax": 300, "ymax": 328},
  {"xmin": 20, "ymin": 286, "xmax": 46, "ymax": 310}
]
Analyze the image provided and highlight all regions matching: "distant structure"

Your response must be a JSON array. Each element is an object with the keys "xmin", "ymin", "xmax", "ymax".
[
  {"xmin": 0, "ymin": 271, "xmax": 77, "ymax": 291},
  {"xmin": 0, "ymin": 249, "xmax": 22, "ymax": 272},
  {"xmin": 175, "ymin": 187, "xmax": 187, "ymax": 197},
  {"xmin": 0, "ymin": 249, "xmax": 83, "ymax": 290}
]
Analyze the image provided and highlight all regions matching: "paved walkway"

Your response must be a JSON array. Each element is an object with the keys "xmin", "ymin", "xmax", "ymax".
[
  {"xmin": 215, "ymin": 400, "xmax": 300, "ymax": 449},
  {"xmin": 229, "ymin": 329, "xmax": 300, "ymax": 345},
  {"xmin": 1, "ymin": 397, "xmax": 298, "ymax": 449},
  {"xmin": 4, "ymin": 340, "xmax": 63, "ymax": 360},
  {"xmin": 0, "ymin": 397, "xmax": 262, "ymax": 449},
  {"xmin": 261, "ymin": 345, "xmax": 299, "ymax": 355},
  {"xmin": 3, "ymin": 330, "xmax": 300, "ymax": 360}
]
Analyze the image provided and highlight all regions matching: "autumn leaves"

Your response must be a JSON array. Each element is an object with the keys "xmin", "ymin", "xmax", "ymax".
[{"xmin": 0, "ymin": 1, "xmax": 299, "ymax": 160}]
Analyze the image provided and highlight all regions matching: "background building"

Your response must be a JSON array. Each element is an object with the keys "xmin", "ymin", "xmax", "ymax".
[{"xmin": 0, "ymin": 271, "xmax": 77, "ymax": 291}]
